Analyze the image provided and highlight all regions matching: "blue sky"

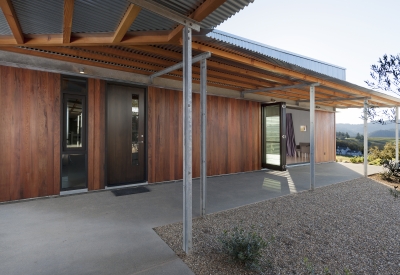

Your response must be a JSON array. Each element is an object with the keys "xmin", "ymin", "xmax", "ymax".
[{"xmin": 217, "ymin": 0, "xmax": 400, "ymax": 124}]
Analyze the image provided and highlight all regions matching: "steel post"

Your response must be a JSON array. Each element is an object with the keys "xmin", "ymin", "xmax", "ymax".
[
  {"xmin": 364, "ymin": 100, "xmax": 368, "ymax": 177},
  {"xmin": 200, "ymin": 59, "xmax": 207, "ymax": 217},
  {"xmin": 182, "ymin": 26, "xmax": 192, "ymax": 254},
  {"xmin": 310, "ymin": 85, "xmax": 315, "ymax": 190}
]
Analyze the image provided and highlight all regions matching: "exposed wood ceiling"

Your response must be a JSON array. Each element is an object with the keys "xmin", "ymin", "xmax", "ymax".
[{"xmin": 0, "ymin": 0, "xmax": 398, "ymax": 108}]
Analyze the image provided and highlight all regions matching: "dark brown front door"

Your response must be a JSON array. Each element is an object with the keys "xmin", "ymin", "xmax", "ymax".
[{"xmin": 107, "ymin": 84, "xmax": 145, "ymax": 185}]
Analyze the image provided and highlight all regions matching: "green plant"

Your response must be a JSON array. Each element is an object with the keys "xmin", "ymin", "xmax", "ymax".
[
  {"xmin": 381, "ymin": 159, "xmax": 400, "ymax": 182},
  {"xmin": 218, "ymin": 226, "xmax": 269, "ymax": 269},
  {"xmin": 369, "ymin": 158, "xmax": 382, "ymax": 166},
  {"xmin": 350, "ymin": 156, "xmax": 363, "ymax": 163},
  {"xmin": 303, "ymin": 257, "xmax": 315, "ymax": 275},
  {"xmin": 380, "ymin": 170, "xmax": 393, "ymax": 181},
  {"xmin": 389, "ymin": 186, "xmax": 400, "ymax": 198}
]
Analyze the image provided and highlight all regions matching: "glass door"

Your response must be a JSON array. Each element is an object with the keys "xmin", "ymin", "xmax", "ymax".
[
  {"xmin": 261, "ymin": 102, "xmax": 286, "ymax": 170},
  {"xmin": 61, "ymin": 77, "xmax": 88, "ymax": 191}
]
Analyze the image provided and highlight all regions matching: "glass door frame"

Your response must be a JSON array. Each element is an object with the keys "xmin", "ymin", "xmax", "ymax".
[
  {"xmin": 261, "ymin": 102, "xmax": 287, "ymax": 171},
  {"xmin": 60, "ymin": 76, "xmax": 88, "ymax": 191}
]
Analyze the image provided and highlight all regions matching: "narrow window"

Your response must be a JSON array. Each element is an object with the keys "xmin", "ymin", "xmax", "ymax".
[{"xmin": 132, "ymin": 94, "xmax": 139, "ymax": 165}]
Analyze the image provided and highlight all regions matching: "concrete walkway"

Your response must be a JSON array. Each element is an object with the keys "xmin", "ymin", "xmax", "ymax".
[{"xmin": 0, "ymin": 163, "xmax": 380, "ymax": 275}]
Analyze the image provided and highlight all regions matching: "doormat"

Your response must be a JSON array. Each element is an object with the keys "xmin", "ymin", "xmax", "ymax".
[{"xmin": 111, "ymin": 186, "xmax": 150, "ymax": 196}]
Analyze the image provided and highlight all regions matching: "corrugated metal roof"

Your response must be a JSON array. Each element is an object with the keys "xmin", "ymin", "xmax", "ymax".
[
  {"xmin": 201, "ymin": 0, "xmax": 254, "ymax": 28},
  {"xmin": 129, "ymin": 9, "xmax": 177, "ymax": 31},
  {"xmin": 12, "ymin": 0, "xmax": 63, "ymax": 34},
  {"xmin": 202, "ymin": 29, "xmax": 347, "ymax": 80},
  {"xmin": 72, "ymin": 0, "xmax": 130, "ymax": 33},
  {"xmin": 7, "ymin": 0, "xmax": 253, "ymax": 34},
  {"xmin": 0, "ymin": 8, "xmax": 12, "ymax": 35}
]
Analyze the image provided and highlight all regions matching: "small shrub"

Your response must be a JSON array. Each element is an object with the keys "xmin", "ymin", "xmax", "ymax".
[
  {"xmin": 389, "ymin": 186, "xmax": 400, "ymax": 198},
  {"xmin": 218, "ymin": 226, "xmax": 269, "ymax": 270},
  {"xmin": 380, "ymin": 170, "xmax": 393, "ymax": 181},
  {"xmin": 303, "ymin": 257, "xmax": 315, "ymax": 274},
  {"xmin": 369, "ymin": 158, "xmax": 382, "ymax": 166},
  {"xmin": 350, "ymin": 156, "xmax": 363, "ymax": 163},
  {"xmin": 381, "ymin": 159, "xmax": 400, "ymax": 182}
]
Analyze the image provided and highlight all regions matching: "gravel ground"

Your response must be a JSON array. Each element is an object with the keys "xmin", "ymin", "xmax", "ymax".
[{"xmin": 154, "ymin": 178, "xmax": 400, "ymax": 274}]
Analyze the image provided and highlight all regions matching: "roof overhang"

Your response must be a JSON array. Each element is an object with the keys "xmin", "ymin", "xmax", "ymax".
[{"xmin": 0, "ymin": 0, "xmax": 398, "ymax": 109}]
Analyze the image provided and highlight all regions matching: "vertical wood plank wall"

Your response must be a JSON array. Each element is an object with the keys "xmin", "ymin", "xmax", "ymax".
[
  {"xmin": 315, "ymin": 110, "xmax": 336, "ymax": 163},
  {"xmin": 0, "ymin": 66, "xmax": 61, "ymax": 202},
  {"xmin": 147, "ymin": 87, "xmax": 261, "ymax": 183},
  {"xmin": 87, "ymin": 78, "xmax": 106, "ymax": 190}
]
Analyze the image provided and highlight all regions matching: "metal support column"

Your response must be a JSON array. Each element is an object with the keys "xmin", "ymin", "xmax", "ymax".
[
  {"xmin": 200, "ymin": 59, "xmax": 207, "ymax": 217},
  {"xmin": 363, "ymin": 100, "xmax": 368, "ymax": 177},
  {"xmin": 182, "ymin": 26, "xmax": 192, "ymax": 254},
  {"xmin": 310, "ymin": 85, "xmax": 315, "ymax": 190},
  {"xmin": 396, "ymin": 106, "xmax": 399, "ymax": 163}
]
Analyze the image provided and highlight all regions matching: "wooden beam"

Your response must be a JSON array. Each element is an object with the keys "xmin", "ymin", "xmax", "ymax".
[
  {"xmin": 168, "ymin": 0, "xmax": 227, "ymax": 42},
  {"xmin": 112, "ymin": 4, "xmax": 141, "ymax": 43},
  {"xmin": 0, "ymin": 31, "xmax": 170, "ymax": 47},
  {"xmin": 63, "ymin": 0, "xmax": 75, "ymax": 43},
  {"xmin": 190, "ymin": 42, "xmax": 400, "ymax": 106},
  {"xmin": 0, "ymin": 0, "xmax": 24, "ymax": 44},
  {"xmin": 126, "ymin": 45, "xmax": 296, "ymax": 85},
  {"xmin": 1, "ymin": 47, "xmax": 150, "ymax": 74}
]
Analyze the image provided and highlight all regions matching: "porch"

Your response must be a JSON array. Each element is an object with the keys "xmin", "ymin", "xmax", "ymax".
[{"xmin": 0, "ymin": 162, "xmax": 381, "ymax": 275}]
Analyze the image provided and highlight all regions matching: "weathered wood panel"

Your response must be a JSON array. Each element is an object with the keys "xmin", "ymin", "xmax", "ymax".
[
  {"xmin": 0, "ymin": 66, "xmax": 60, "ymax": 202},
  {"xmin": 87, "ymin": 78, "xmax": 106, "ymax": 190},
  {"xmin": 315, "ymin": 110, "xmax": 336, "ymax": 163},
  {"xmin": 147, "ymin": 87, "xmax": 261, "ymax": 183}
]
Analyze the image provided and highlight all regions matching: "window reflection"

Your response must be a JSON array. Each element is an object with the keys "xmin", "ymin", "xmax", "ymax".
[
  {"xmin": 61, "ymin": 154, "xmax": 86, "ymax": 190},
  {"xmin": 66, "ymin": 98, "xmax": 83, "ymax": 148},
  {"xmin": 132, "ymin": 95, "xmax": 139, "ymax": 165}
]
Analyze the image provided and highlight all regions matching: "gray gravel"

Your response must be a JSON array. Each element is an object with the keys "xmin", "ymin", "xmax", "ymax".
[{"xmin": 154, "ymin": 178, "xmax": 400, "ymax": 274}]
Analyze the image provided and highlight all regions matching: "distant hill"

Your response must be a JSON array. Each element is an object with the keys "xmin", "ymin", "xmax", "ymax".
[
  {"xmin": 336, "ymin": 122, "xmax": 397, "ymax": 137},
  {"xmin": 369, "ymin": 129, "xmax": 400, "ymax": 137}
]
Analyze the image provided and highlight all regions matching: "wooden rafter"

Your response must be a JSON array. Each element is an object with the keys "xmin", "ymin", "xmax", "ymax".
[
  {"xmin": 0, "ymin": 31, "xmax": 170, "ymax": 47},
  {"xmin": 63, "ymin": 0, "xmax": 75, "ymax": 43},
  {"xmin": 190, "ymin": 42, "xmax": 400, "ymax": 106},
  {"xmin": 0, "ymin": 0, "xmax": 23, "ymax": 44},
  {"xmin": 168, "ymin": 0, "xmax": 227, "ymax": 42},
  {"xmin": 112, "ymin": 4, "xmax": 141, "ymax": 43}
]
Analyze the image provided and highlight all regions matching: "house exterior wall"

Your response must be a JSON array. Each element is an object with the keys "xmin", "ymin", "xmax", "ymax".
[
  {"xmin": 0, "ymin": 66, "xmax": 61, "ymax": 202},
  {"xmin": 147, "ymin": 86, "xmax": 261, "ymax": 183},
  {"xmin": 0, "ymin": 64, "xmax": 335, "ymax": 202},
  {"xmin": 87, "ymin": 78, "xmax": 106, "ymax": 191}
]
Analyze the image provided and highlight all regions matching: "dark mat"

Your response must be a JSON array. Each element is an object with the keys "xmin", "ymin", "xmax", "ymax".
[{"xmin": 111, "ymin": 186, "xmax": 150, "ymax": 196}]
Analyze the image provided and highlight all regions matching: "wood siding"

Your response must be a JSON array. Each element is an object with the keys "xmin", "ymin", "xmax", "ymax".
[
  {"xmin": 88, "ymin": 78, "xmax": 106, "ymax": 190},
  {"xmin": 315, "ymin": 110, "xmax": 336, "ymax": 163},
  {"xmin": 0, "ymin": 66, "xmax": 61, "ymax": 202},
  {"xmin": 147, "ymin": 87, "xmax": 261, "ymax": 183}
]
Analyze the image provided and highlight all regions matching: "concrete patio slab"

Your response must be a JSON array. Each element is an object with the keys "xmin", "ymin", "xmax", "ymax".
[{"xmin": 0, "ymin": 162, "xmax": 377, "ymax": 275}]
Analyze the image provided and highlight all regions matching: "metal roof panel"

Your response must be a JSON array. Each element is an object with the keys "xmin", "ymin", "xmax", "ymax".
[
  {"xmin": 0, "ymin": 8, "xmax": 12, "ymax": 35},
  {"xmin": 72, "ymin": 0, "xmax": 130, "ymax": 33},
  {"xmin": 203, "ymin": 29, "xmax": 347, "ymax": 80},
  {"xmin": 12, "ymin": 0, "xmax": 63, "ymax": 34},
  {"xmin": 201, "ymin": 0, "xmax": 254, "ymax": 28},
  {"xmin": 129, "ymin": 9, "xmax": 177, "ymax": 31}
]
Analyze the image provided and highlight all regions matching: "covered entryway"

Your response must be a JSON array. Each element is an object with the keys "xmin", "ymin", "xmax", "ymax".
[{"xmin": 107, "ymin": 84, "xmax": 146, "ymax": 186}]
